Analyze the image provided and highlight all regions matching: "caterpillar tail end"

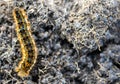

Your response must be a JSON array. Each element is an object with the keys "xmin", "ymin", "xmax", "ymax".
[{"xmin": 15, "ymin": 67, "xmax": 29, "ymax": 77}]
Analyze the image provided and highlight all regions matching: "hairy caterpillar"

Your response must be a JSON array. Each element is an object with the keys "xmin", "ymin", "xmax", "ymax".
[{"xmin": 13, "ymin": 7, "xmax": 37, "ymax": 77}]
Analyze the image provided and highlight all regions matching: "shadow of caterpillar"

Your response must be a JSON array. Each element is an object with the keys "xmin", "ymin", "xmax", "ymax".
[{"xmin": 13, "ymin": 7, "xmax": 37, "ymax": 77}]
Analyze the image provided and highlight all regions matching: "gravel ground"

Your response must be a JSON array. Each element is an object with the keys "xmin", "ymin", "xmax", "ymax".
[{"xmin": 0, "ymin": 0, "xmax": 120, "ymax": 84}]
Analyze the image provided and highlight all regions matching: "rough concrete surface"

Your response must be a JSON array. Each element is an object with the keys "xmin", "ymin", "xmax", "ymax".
[{"xmin": 0, "ymin": 0, "xmax": 120, "ymax": 84}]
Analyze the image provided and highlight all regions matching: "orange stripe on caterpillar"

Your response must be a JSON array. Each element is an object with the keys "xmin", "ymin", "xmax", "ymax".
[{"xmin": 13, "ymin": 7, "xmax": 37, "ymax": 77}]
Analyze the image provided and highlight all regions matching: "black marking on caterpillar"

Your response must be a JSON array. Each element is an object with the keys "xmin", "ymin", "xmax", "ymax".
[{"xmin": 13, "ymin": 7, "xmax": 37, "ymax": 77}]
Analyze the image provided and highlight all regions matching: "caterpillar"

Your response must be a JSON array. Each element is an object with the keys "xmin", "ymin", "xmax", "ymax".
[{"xmin": 13, "ymin": 7, "xmax": 37, "ymax": 77}]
